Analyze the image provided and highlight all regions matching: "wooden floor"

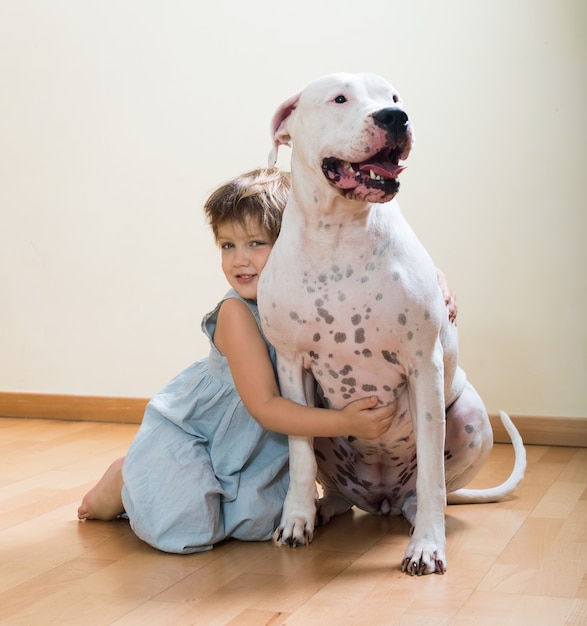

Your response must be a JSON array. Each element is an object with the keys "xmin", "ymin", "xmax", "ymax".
[{"xmin": 0, "ymin": 418, "xmax": 586, "ymax": 625}]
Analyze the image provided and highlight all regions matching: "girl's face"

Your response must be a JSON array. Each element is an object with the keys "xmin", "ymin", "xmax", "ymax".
[{"xmin": 216, "ymin": 217, "xmax": 274, "ymax": 301}]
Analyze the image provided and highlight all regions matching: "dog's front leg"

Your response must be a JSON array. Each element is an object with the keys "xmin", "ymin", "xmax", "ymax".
[
  {"xmin": 275, "ymin": 366, "xmax": 318, "ymax": 547},
  {"xmin": 277, "ymin": 434, "xmax": 317, "ymax": 546},
  {"xmin": 402, "ymin": 341, "xmax": 448, "ymax": 575}
]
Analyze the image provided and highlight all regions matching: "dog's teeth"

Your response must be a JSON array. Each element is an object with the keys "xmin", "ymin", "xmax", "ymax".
[
  {"xmin": 342, "ymin": 161, "xmax": 353, "ymax": 171},
  {"xmin": 369, "ymin": 169, "xmax": 382, "ymax": 180}
]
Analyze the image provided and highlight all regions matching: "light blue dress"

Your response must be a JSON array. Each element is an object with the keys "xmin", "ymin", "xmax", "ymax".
[{"xmin": 121, "ymin": 290, "xmax": 289, "ymax": 554}]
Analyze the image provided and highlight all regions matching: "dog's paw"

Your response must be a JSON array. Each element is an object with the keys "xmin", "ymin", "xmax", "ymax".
[
  {"xmin": 274, "ymin": 516, "xmax": 314, "ymax": 547},
  {"xmin": 401, "ymin": 541, "xmax": 447, "ymax": 575},
  {"xmin": 316, "ymin": 493, "xmax": 352, "ymax": 526}
]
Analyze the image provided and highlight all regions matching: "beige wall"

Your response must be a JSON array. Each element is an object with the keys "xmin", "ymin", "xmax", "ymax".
[{"xmin": 1, "ymin": 0, "xmax": 585, "ymax": 418}]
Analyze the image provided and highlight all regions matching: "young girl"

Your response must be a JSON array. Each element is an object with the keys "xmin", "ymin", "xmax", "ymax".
[{"xmin": 78, "ymin": 167, "xmax": 398, "ymax": 554}]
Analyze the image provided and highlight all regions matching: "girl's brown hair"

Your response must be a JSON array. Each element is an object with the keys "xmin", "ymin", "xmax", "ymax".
[{"xmin": 204, "ymin": 167, "xmax": 291, "ymax": 244}]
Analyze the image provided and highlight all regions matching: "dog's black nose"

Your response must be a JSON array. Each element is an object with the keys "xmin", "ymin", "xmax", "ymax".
[{"xmin": 373, "ymin": 108, "xmax": 409, "ymax": 134}]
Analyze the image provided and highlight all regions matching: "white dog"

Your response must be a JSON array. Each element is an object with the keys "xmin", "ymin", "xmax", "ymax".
[{"xmin": 257, "ymin": 72, "xmax": 525, "ymax": 575}]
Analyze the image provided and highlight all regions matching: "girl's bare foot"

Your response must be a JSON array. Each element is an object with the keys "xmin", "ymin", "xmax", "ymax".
[{"xmin": 78, "ymin": 457, "xmax": 125, "ymax": 521}]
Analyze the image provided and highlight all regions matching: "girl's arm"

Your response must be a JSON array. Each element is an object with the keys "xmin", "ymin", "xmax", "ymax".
[{"xmin": 214, "ymin": 298, "xmax": 393, "ymax": 440}]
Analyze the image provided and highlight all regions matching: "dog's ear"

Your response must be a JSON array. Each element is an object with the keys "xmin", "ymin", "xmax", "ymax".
[{"xmin": 268, "ymin": 91, "xmax": 301, "ymax": 166}]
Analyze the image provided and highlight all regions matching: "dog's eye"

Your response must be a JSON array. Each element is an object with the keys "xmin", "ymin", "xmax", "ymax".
[
  {"xmin": 334, "ymin": 95, "xmax": 347, "ymax": 104},
  {"xmin": 392, "ymin": 94, "xmax": 400, "ymax": 103}
]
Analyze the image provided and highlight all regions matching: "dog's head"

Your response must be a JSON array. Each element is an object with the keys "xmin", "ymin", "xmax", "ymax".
[{"xmin": 269, "ymin": 72, "xmax": 414, "ymax": 204}]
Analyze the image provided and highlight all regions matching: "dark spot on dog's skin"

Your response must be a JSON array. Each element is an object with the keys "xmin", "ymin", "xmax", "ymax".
[
  {"xmin": 342, "ymin": 377, "xmax": 356, "ymax": 387},
  {"xmin": 339, "ymin": 365, "xmax": 352, "ymax": 375},
  {"xmin": 362, "ymin": 384, "xmax": 377, "ymax": 392},
  {"xmin": 398, "ymin": 313, "xmax": 407, "ymax": 325},
  {"xmin": 465, "ymin": 424, "xmax": 474, "ymax": 433},
  {"xmin": 407, "ymin": 331, "xmax": 413, "ymax": 340},
  {"xmin": 317, "ymin": 308, "xmax": 334, "ymax": 324},
  {"xmin": 319, "ymin": 274, "xmax": 327, "ymax": 283},
  {"xmin": 362, "ymin": 349, "xmax": 372, "ymax": 357},
  {"xmin": 351, "ymin": 314, "xmax": 362, "ymax": 326},
  {"xmin": 355, "ymin": 328, "xmax": 365, "ymax": 343},
  {"xmin": 382, "ymin": 350, "xmax": 400, "ymax": 364},
  {"xmin": 424, "ymin": 310, "xmax": 431, "ymax": 320},
  {"xmin": 338, "ymin": 291, "xmax": 346, "ymax": 302},
  {"xmin": 376, "ymin": 293, "xmax": 383, "ymax": 300},
  {"xmin": 334, "ymin": 473, "xmax": 348, "ymax": 487},
  {"xmin": 315, "ymin": 449, "xmax": 327, "ymax": 461},
  {"xmin": 399, "ymin": 471, "xmax": 413, "ymax": 486},
  {"xmin": 416, "ymin": 350, "xmax": 423, "ymax": 357},
  {"xmin": 373, "ymin": 240, "xmax": 391, "ymax": 257},
  {"xmin": 365, "ymin": 262, "xmax": 375, "ymax": 272},
  {"xmin": 306, "ymin": 286, "xmax": 315, "ymax": 293},
  {"xmin": 330, "ymin": 265, "xmax": 343, "ymax": 282},
  {"xmin": 361, "ymin": 276, "xmax": 369, "ymax": 283},
  {"xmin": 334, "ymin": 332, "xmax": 346, "ymax": 343},
  {"xmin": 346, "ymin": 267, "xmax": 354, "ymax": 278},
  {"xmin": 313, "ymin": 333, "xmax": 321, "ymax": 342},
  {"xmin": 425, "ymin": 412, "xmax": 433, "ymax": 422},
  {"xmin": 329, "ymin": 370, "xmax": 339, "ymax": 379}
]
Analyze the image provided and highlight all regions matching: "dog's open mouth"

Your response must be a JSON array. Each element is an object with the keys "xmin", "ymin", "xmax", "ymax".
[{"xmin": 322, "ymin": 147, "xmax": 406, "ymax": 201}]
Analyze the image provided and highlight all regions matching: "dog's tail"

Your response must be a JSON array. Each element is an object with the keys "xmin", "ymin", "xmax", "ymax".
[{"xmin": 447, "ymin": 410, "xmax": 526, "ymax": 505}]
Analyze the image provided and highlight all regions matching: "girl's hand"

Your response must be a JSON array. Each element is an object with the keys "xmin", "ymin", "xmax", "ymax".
[
  {"xmin": 437, "ymin": 268, "xmax": 458, "ymax": 325},
  {"xmin": 340, "ymin": 396, "xmax": 394, "ymax": 440}
]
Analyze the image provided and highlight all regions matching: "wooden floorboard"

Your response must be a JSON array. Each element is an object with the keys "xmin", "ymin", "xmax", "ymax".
[{"xmin": 0, "ymin": 417, "xmax": 586, "ymax": 625}]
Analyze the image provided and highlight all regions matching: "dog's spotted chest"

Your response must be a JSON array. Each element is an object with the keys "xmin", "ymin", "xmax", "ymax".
[{"xmin": 269, "ymin": 256, "xmax": 429, "ymax": 413}]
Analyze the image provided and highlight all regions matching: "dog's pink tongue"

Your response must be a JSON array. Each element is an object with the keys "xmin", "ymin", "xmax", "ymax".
[{"xmin": 359, "ymin": 162, "xmax": 406, "ymax": 179}]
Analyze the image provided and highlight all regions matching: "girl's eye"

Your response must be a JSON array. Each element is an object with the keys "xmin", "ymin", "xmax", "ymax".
[
  {"xmin": 334, "ymin": 95, "xmax": 347, "ymax": 104},
  {"xmin": 220, "ymin": 242, "xmax": 234, "ymax": 250}
]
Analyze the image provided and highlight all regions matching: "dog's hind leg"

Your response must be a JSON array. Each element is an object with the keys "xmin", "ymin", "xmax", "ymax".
[
  {"xmin": 315, "ymin": 470, "xmax": 354, "ymax": 526},
  {"xmin": 444, "ymin": 381, "xmax": 494, "ymax": 493}
]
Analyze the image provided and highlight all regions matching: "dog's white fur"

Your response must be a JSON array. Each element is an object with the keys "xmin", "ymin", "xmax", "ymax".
[{"xmin": 258, "ymin": 72, "xmax": 525, "ymax": 575}]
